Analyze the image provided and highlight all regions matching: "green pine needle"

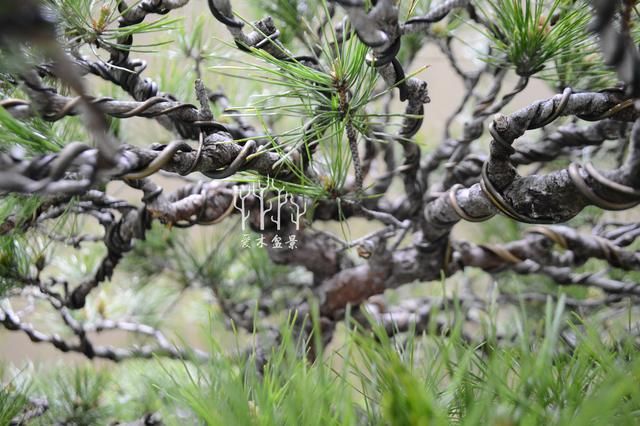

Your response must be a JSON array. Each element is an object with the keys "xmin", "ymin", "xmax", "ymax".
[
  {"xmin": 48, "ymin": 0, "xmax": 179, "ymax": 53},
  {"xmin": 0, "ymin": 107, "xmax": 63, "ymax": 154},
  {"xmin": 209, "ymin": 4, "xmax": 381, "ymax": 199},
  {"xmin": 477, "ymin": 0, "xmax": 597, "ymax": 78}
]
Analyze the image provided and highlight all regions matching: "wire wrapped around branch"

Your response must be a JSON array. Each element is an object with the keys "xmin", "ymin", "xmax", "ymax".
[
  {"xmin": 480, "ymin": 90, "xmax": 640, "ymax": 223},
  {"xmin": 1, "ymin": 94, "xmax": 226, "ymax": 135},
  {"xmin": 567, "ymin": 163, "xmax": 640, "ymax": 210},
  {"xmin": 0, "ymin": 132, "xmax": 290, "ymax": 195},
  {"xmin": 401, "ymin": 0, "xmax": 471, "ymax": 34},
  {"xmin": 422, "ymin": 91, "xmax": 640, "ymax": 241}
]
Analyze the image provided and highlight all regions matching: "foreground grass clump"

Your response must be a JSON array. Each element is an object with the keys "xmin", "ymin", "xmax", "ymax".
[{"xmin": 3, "ymin": 298, "xmax": 639, "ymax": 425}]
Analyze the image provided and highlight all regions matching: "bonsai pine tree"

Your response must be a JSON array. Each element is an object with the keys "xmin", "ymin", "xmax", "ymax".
[{"xmin": 1, "ymin": 0, "xmax": 640, "ymax": 424}]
